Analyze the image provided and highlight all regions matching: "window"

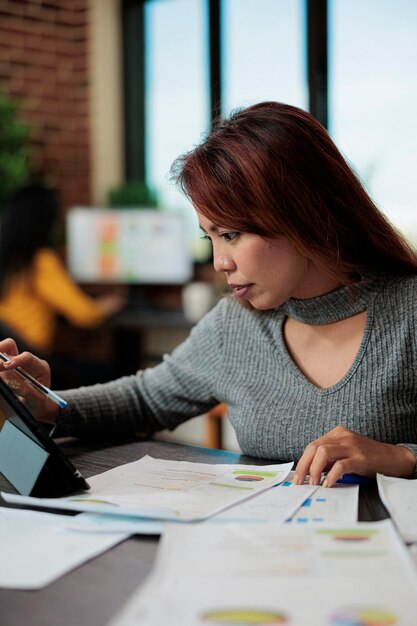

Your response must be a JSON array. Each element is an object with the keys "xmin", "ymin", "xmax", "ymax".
[
  {"xmin": 143, "ymin": 0, "xmax": 307, "ymax": 256},
  {"xmin": 222, "ymin": 0, "xmax": 307, "ymax": 115},
  {"xmin": 126, "ymin": 0, "xmax": 417, "ymax": 244},
  {"xmin": 144, "ymin": 0, "xmax": 210, "ymax": 216},
  {"xmin": 329, "ymin": 0, "xmax": 417, "ymax": 240}
]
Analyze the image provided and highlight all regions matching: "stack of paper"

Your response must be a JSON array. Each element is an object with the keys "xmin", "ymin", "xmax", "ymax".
[
  {"xmin": 0, "ymin": 456, "xmax": 294, "ymax": 589},
  {"xmin": 0, "ymin": 457, "xmax": 361, "ymax": 591}
]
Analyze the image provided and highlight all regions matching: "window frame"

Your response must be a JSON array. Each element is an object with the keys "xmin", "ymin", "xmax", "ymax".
[{"xmin": 121, "ymin": 0, "xmax": 329, "ymax": 183}]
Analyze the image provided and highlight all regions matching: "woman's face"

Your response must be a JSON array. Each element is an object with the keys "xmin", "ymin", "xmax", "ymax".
[{"xmin": 198, "ymin": 213, "xmax": 338, "ymax": 309}]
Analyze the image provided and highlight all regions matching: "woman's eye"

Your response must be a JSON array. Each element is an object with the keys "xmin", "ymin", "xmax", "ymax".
[{"xmin": 220, "ymin": 232, "xmax": 239, "ymax": 242}]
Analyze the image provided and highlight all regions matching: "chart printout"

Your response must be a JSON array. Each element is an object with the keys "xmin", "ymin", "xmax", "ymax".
[{"xmin": 2, "ymin": 456, "xmax": 293, "ymax": 522}]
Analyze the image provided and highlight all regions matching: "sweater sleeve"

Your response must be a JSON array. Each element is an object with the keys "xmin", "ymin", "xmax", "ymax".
[
  {"xmin": 53, "ymin": 298, "xmax": 228, "ymax": 439},
  {"xmin": 396, "ymin": 279, "xmax": 417, "ymax": 478},
  {"xmin": 34, "ymin": 249, "xmax": 106, "ymax": 327}
]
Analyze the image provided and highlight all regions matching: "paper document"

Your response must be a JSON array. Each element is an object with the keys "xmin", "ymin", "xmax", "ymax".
[
  {"xmin": 377, "ymin": 473, "xmax": 417, "ymax": 543},
  {"xmin": 207, "ymin": 474, "xmax": 318, "ymax": 524},
  {"xmin": 66, "ymin": 513, "xmax": 165, "ymax": 535},
  {"xmin": 287, "ymin": 483, "xmax": 359, "ymax": 524},
  {"xmin": 66, "ymin": 473, "xmax": 339, "ymax": 533},
  {"xmin": 68, "ymin": 471, "xmax": 307, "ymax": 534},
  {"xmin": 0, "ymin": 507, "xmax": 128, "ymax": 589},
  {"xmin": 409, "ymin": 543, "xmax": 417, "ymax": 572},
  {"xmin": 109, "ymin": 520, "xmax": 417, "ymax": 626},
  {"xmin": 2, "ymin": 455, "xmax": 292, "ymax": 522}
]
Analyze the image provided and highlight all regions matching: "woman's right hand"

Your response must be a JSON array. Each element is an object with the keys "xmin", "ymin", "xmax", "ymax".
[{"xmin": 0, "ymin": 338, "xmax": 59, "ymax": 424}]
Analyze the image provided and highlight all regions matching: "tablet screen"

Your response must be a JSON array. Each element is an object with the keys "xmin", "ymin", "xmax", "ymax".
[
  {"xmin": 0, "ymin": 417, "xmax": 49, "ymax": 495},
  {"xmin": 0, "ymin": 379, "xmax": 89, "ymax": 496}
]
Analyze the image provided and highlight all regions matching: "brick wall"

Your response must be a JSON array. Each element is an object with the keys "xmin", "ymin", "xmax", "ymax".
[{"xmin": 0, "ymin": 0, "xmax": 91, "ymax": 210}]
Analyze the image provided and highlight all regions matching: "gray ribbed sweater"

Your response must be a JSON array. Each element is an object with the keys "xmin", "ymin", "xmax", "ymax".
[{"xmin": 55, "ymin": 273, "xmax": 417, "ymax": 463}]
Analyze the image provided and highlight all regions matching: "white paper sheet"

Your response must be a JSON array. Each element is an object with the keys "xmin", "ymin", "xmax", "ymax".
[
  {"xmin": 109, "ymin": 520, "xmax": 417, "ymax": 626},
  {"xmin": 0, "ymin": 507, "xmax": 128, "ymax": 589},
  {"xmin": 66, "ymin": 512, "xmax": 165, "ymax": 535},
  {"xmin": 206, "ymin": 474, "xmax": 318, "ymax": 524},
  {"xmin": 377, "ymin": 473, "xmax": 417, "ymax": 543},
  {"xmin": 409, "ymin": 543, "xmax": 417, "ymax": 572},
  {"xmin": 287, "ymin": 483, "xmax": 359, "ymax": 524},
  {"xmin": 66, "ymin": 470, "xmax": 307, "ymax": 534},
  {"xmin": 2, "ymin": 455, "xmax": 293, "ymax": 522},
  {"xmin": 60, "ymin": 473, "xmax": 323, "ymax": 533},
  {"xmin": 210, "ymin": 474, "xmax": 358, "ymax": 528}
]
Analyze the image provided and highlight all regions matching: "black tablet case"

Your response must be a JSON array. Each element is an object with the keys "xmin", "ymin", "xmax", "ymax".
[{"xmin": 0, "ymin": 378, "xmax": 90, "ymax": 497}]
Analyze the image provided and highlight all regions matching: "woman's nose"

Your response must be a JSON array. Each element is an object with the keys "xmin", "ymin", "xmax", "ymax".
[{"xmin": 213, "ymin": 253, "xmax": 235, "ymax": 273}]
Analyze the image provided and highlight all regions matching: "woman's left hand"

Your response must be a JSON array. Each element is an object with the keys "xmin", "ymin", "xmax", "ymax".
[
  {"xmin": 0, "ymin": 337, "xmax": 58, "ymax": 423},
  {"xmin": 293, "ymin": 425, "xmax": 416, "ymax": 488}
]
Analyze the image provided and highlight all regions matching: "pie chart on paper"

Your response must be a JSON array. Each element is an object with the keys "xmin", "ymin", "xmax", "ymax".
[{"xmin": 330, "ymin": 606, "xmax": 398, "ymax": 625}]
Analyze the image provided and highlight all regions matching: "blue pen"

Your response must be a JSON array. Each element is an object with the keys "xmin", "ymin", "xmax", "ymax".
[
  {"xmin": 0, "ymin": 352, "xmax": 67, "ymax": 408},
  {"xmin": 337, "ymin": 473, "xmax": 373, "ymax": 485}
]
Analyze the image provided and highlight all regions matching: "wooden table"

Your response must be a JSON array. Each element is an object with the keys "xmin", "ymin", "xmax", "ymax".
[{"xmin": 0, "ymin": 437, "xmax": 389, "ymax": 626}]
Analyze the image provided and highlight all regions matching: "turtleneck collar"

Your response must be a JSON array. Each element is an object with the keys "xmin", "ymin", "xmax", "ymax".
[{"xmin": 275, "ymin": 273, "xmax": 385, "ymax": 325}]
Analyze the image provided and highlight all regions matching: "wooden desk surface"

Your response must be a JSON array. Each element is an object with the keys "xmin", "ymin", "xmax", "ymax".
[{"xmin": 0, "ymin": 437, "xmax": 389, "ymax": 626}]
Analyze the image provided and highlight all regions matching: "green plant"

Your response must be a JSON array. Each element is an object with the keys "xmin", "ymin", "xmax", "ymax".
[
  {"xmin": 108, "ymin": 180, "xmax": 159, "ymax": 209},
  {"xmin": 0, "ymin": 92, "xmax": 30, "ymax": 213}
]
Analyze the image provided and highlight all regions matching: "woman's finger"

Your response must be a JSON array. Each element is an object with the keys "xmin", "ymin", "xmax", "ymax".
[
  {"xmin": 294, "ymin": 426, "xmax": 358, "ymax": 485},
  {"xmin": 293, "ymin": 441, "xmax": 321, "ymax": 485},
  {"xmin": 1, "ymin": 350, "xmax": 51, "ymax": 387},
  {"xmin": 0, "ymin": 338, "xmax": 19, "ymax": 359}
]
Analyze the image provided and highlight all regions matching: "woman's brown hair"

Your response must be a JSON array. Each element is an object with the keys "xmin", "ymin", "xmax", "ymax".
[{"xmin": 172, "ymin": 101, "xmax": 417, "ymax": 282}]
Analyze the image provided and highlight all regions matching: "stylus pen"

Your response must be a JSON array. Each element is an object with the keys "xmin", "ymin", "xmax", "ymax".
[
  {"xmin": 337, "ymin": 473, "xmax": 373, "ymax": 485},
  {"xmin": 0, "ymin": 352, "xmax": 67, "ymax": 408}
]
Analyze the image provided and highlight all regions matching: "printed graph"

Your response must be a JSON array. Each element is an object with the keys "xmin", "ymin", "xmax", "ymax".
[{"xmin": 330, "ymin": 606, "xmax": 398, "ymax": 625}]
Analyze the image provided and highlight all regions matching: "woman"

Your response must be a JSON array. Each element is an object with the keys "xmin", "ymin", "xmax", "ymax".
[
  {"xmin": 0, "ymin": 182, "xmax": 125, "ymax": 355},
  {"xmin": 0, "ymin": 182, "xmax": 126, "ymax": 387},
  {"xmin": 1, "ymin": 102, "xmax": 417, "ymax": 487}
]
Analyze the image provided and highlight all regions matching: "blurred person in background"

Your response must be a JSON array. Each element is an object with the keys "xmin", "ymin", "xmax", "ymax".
[{"xmin": 0, "ymin": 182, "xmax": 126, "ymax": 387}]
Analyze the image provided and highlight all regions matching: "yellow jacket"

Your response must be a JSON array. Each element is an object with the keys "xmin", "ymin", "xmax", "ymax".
[{"xmin": 0, "ymin": 248, "xmax": 106, "ymax": 353}]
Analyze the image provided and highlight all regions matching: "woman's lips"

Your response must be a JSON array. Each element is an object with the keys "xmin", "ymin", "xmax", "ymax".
[{"xmin": 229, "ymin": 284, "xmax": 253, "ymax": 298}]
